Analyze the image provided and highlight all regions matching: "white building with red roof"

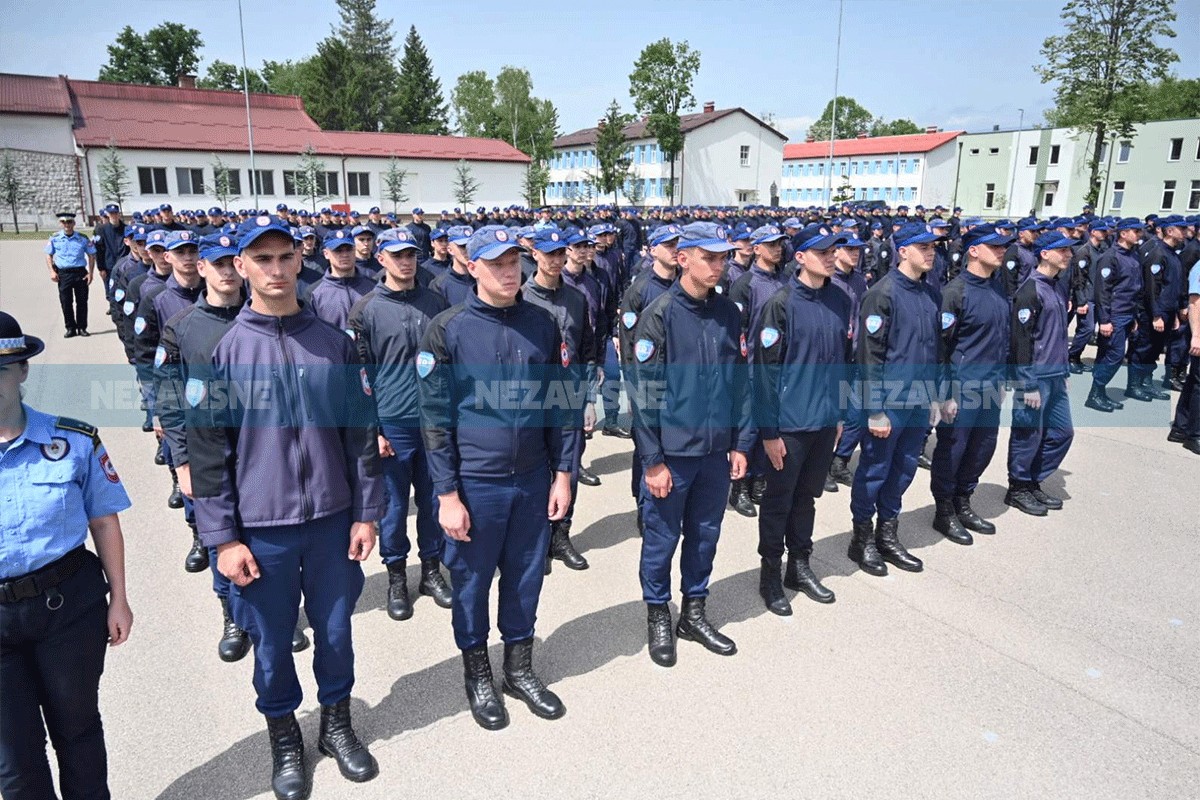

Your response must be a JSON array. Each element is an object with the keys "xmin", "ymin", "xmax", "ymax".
[
  {"xmin": 0, "ymin": 72, "xmax": 530, "ymax": 224},
  {"xmin": 779, "ymin": 129, "xmax": 964, "ymax": 210}
]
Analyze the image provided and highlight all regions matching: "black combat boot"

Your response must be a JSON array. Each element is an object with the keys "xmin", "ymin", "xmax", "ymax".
[
  {"xmin": 728, "ymin": 478, "xmax": 756, "ymax": 518},
  {"xmin": 646, "ymin": 603, "xmax": 676, "ymax": 667},
  {"xmin": 292, "ymin": 625, "xmax": 310, "ymax": 653},
  {"xmin": 418, "ymin": 558, "xmax": 453, "ymax": 607},
  {"xmin": 875, "ymin": 518, "xmax": 923, "ymax": 572},
  {"xmin": 462, "ymin": 646, "xmax": 508, "ymax": 730},
  {"xmin": 167, "ymin": 474, "xmax": 184, "ymax": 507},
  {"xmin": 1004, "ymin": 481, "xmax": 1048, "ymax": 516},
  {"xmin": 577, "ymin": 466, "xmax": 601, "ymax": 486},
  {"xmin": 1030, "ymin": 483, "xmax": 1063, "ymax": 510},
  {"xmin": 750, "ymin": 475, "xmax": 767, "ymax": 505},
  {"xmin": 386, "ymin": 561, "xmax": 412, "ymax": 621},
  {"xmin": 828, "ymin": 454, "xmax": 853, "ymax": 486},
  {"xmin": 676, "ymin": 597, "xmax": 736, "ymax": 656},
  {"xmin": 184, "ymin": 526, "xmax": 209, "ymax": 573},
  {"xmin": 502, "ymin": 639, "xmax": 565, "ymax": 720},
  {"xmin": 784, "ymin": 550, "xmax": 835, "ymax": 603},
  {"xmin": 758, "ymin": 557, "xmax": 792, "ymax": 616},
  {"xmin": 317, "ymin": 698, "xmax": 378, "ymax": 783},
  {"xmin": 953, "ymin": 495, "xmax": 995, "ymax": 534},
  {"xmin": 154, "ymin": 449, "xmax": 167, "ymax": 466},
  {"xmin": 932, "ymin": 498, "xmax": 972, "ymax": 545},
  {"xmin": 217, "ymin": 596, "xmax": 250, "ymax": 663},
  {"xmin": 1168, "ymin": 364, "xmax": 1187, "ymax": 392},
  {"xmin": 847, "ymin": 519, "xmax": 887, "ymax": 576},
  {"xmin": 823, "ymin": 474, "xmax": 839, "ymax": 493},
  {"xmin": 1141, "ymin": 373, "xmax": 1170, "ymax": 401},
  {"xmin": 1084, "ymin": 386, "xmax": 1116, "ymax": 412},
  {"xmin": 550, "ymin": 520, "xmax": 588, "ymax": 570},
  {"xmin": 1123, "ymin": 378, "xmax": 1153, "ymax": 402},
  {"xmin": 1068, "ymin": 357, "xmax": 1085, "ymax": 374},
  {"xmin": 264, "ymin": 712, "xmax": 310, "ymax": 800}
]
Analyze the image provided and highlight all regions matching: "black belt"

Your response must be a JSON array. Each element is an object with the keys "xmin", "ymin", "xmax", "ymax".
[{"xmin": 0, "ymin": 547, "xmax": 89, "ymax": 604}]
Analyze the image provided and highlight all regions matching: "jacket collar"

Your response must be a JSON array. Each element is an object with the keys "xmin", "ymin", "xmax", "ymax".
[
  {"xmin": 467, "ymin": 290, "xmax": 523, "ymax": 320},
  {"xmin": 237, "ymin": 299, "xmax": 317, "ymax": 333}
]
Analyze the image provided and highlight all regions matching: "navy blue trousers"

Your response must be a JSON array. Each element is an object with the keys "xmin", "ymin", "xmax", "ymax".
[
  {"xmin": 379, "ymin": 423, "xmax": 441, "ymax": 564},
  {"xmin": 0, "ymin": 553, "xmax": 110, "ymax": 800},
  {"xmin": 443, "ymin": 467, "xmax": 551, "ymax": 651},
  {"xmin": 1067, "ymin": 307, "xmax": 1095, "ymax": 360},
  {"xmin": 835, "ymin": 375, "xmax": 865, "ymax": 459},
  {"xmin": 930, "ymin": 402, "xmax": 1001, "ymax": 500},
  {"xmin": 1092, "ymin": 314, "xmax": 1134, "ymax": 389},
  {"xmin": 601, "ymin": 339, "xmax": 621, "ymax": 423},
  {"xmin": 850, "ymin": 405, "xmax": 928, "ymax": 523},
  {"xmin": 231, "ymin": 510, "xmax": 363, "ymax": 717},
  {"xmin": 1128, "ymin": 313, "xmax": 1170, "ymax": 384},
  {"xmin": 638, "ymin": 452, "xmax": 730, "ymax": 604},
  {"xmin": 1007, "ymin": 377, "xmax": 1074, "ymax": 484},
  {"xmin": 1171, "ymin": 354, "xmax": 1200, "ymax": 438},
  {"xmin": 1167, "ymin": 320, "xmax": 1191, "ymax": 368},
  {"xmin": 758, "ymin": 428, "xmax": 838, "ymax": 559}
]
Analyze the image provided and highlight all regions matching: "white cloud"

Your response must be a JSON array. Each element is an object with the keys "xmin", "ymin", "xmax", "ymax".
[{"xmin": 772, "ymin": 115, "xmax": 815, "ymax": 140}]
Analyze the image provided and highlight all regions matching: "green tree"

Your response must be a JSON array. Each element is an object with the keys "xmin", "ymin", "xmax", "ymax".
[
  {"xmin": 522, "ymin": 163, "xmax": 550, "ymax": 208},
  {"xmin": 594, "ymin": 100, "xmax": 635, "ymax": 207},
  {"xmin": 624, "ymin": 174, "xmax": 646, "ymax": 207},
  {"xmin": 97, "ymin": 143, "xmax": 130, "ymax": 209},
  {"xmin": 391, "ymin": 26, "xmax": 450, "ymax": 134},
  {"xmin": 807, "ymin": 96, "xmax": 874, "ymax": 141},
  {"xmin": 146, "ymin": 23, "xmax": 204, "ymax": 85},
  {"xmin": 870, "ymin": 118, "xmax": 923, "ymax": 137},
  {"xmin": 1135, "ymin": 76, "xmax": 1200, "ymax": 121},
  {"xmin": 0, "ymin": 150, "xmax": 32, "ymax": 233},
  {"xmin": 628, "ymin": 38, "xmax": 701, "ymax": 204},
  {"xmin": 451, "ymin": 71, "xmax": 499, "ymax": 137},
  {"xmin": 261, "ymin": 58, "xmax": 316, "ymax": 96},
  {"xmin": 198, "ymin": 60, "xmax": 269, "ymax": 93},
  {"xmin": 382, "ymin": 158, "xmax": 409, "ymax": 213},
  {"xmin": 209, "ymin": 155, "xmax": 240, "ymax": 209},
  {"xmin": 98, "ymin": 26, "xmax": 159, "ymax": 84},
  {"xmin": 1036, "ymin": 0, "xmax": 1178, "ymax": 205},
  {"xmin": 292, "ymin": 145, "xmax": 330, "ymax": 212},
  {"xmin": 452, "ymin": 160, "xmax": 481, "ymax": 206},
  {"xmin": 449, "ymin": 68, "xmax": 559, "ymax": 160},
  {"xmin": 304, "ymin": 38, "xmax": 367, "ymax": 130}
]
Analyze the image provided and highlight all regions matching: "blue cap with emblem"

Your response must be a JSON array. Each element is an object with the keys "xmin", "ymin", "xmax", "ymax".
[
  {"xmin": 199, "ymin": 233, "xmax": 238, "ymax": 261},
  {"xmin": 1017, "ymin": 217, "xmax": 1044, "ymax": 233},
  {"xmin": 298, "ymin": 225, "xmax": 317, "ymax": 239},
  {"xmin": 750, "ymin": 225, "xmax": 787, "ymax": 244},
  {"xmin": 165, "ymin": 229, "xmax": 199, "ymax": 250},
  {"xmin": 532, "ymin": 227, "xmax": 568, "ymax": 252},
  {"xmin": 467, "ymin": 225, "xmax": 522, "ymax": 260},
  {"xmin": 238, "ymin": 214, "xmax": 294, "ymax": 252},
  {"xmin": 676, "ymin": 222, "xmax": 736, "ymax": 253},
  {"xmin": 103, "ymin": 203, "xmax": 120, "ymax": 214},
  {"xmin": 648, "ymin": 224, "xmax": 683, "ymax": 247},
  {"xmin": 429, "ymin": 227, "xmax": 448, "ymax": 241},
  {"xmin": 351, "ymin": 225, "xmax": 375, "ymax": 238},
  {"xmin": 893, "ymin": 222, "xmax": 942, "ymax": 247},
  {"xmin": 962, "ymin": 224, "xmax": 1016, "ymax": 248},
  {"xmin": 145, "ymin": 229, "xmax": 169, "ymax": 249},
  {"xmin": 1115, "ymin": 217, "xmax": 1145, "ymax": 231},
  {"xmin": 208, "ymin": 206, "xmax": 224, "ymax": 216},
  {"xmin": 792, "ymin": 224, "xmax": 848, "ymax": 252},
  {"xmin": 322, "ymin": 229, "xmax": 354, "ymax": 249},
  {"xmin": 376, "ymin": 228, "xmax": 419, "ymax": 253},
  {"xmin": 837, "ymin": 236, "xmax": 867, "ymax": 249},
  {"xmin": 1033, "ymin": 231, "xmax": 1076, "ymax": 251},
  {"xmin": 446, "ymin": 225, "xmax": 474, "ymax": 245}
]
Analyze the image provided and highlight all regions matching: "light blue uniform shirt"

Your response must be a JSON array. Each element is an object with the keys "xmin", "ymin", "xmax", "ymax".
[
  {"xmin": 1189, "ymin": 263, "xmax": 1200, "ymax": 296},
  {"xmin": 0, "ymin": 405, "xmax": 131, "ymax": 579},
  {"xmin": 44, "ymin": 231, "xmax": 96, "ymax": 269}
]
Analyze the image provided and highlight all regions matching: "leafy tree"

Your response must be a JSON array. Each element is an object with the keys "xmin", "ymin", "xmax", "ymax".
[
  {"xmin": 594, "ymin": 100, "xmax": 635, "ymax": 207},
  {"xmin": 870, "ymin": 118, "xmax": 923, "ymax": 137},
  {"xmin": 1036, "ymin": 0, "xmax": 1178, "ymax": 205},
  {"xmin": 302, "ymin": 0, "xmax": 401, "ymax": 131},
  {"xmin": 451, "ymin": 71, "xmax": 499, "ymax": 137},
  {"xmin": 99, "ymin": 23, "xmax": 203, "ymax": 86},
  {"xmin": 0, "ymin": 150, "xmax": 32, "ymax": 233},
  {"xmin": 1135, "ymin": 76, "xmax": 1200, "ymax": 122},
  {"xmin": 292, "ymin": 145, "xmax": 331, "ymax": 212},
  {"xmin": 450, "ymin": 68, "xmax": 559, "ymax": 161},
  {"xmin": 522, "ymin": 163, "xmax": 550, "ymax": 208},
  {"xmin": 209, "ymin": 155, "xmax": 240, "ymax": 209},
  {"xmin": 832, "ymin": 179, "xmax": 856, "ymax": 204},
  {"xmin": 382, "ymin": 158, "xmax": 409, "ymax": 213},
  {"xmin": 98, "ymin": 26, "xmax": 159, "ymax": 85},
  {"xmin": 628, "ymin": 38, "xmax": 701, "ymax": 204},
  {"xmin": 304, "ymin": 38, "xmax": 367, "ymax": 130},
  {"xmin": 261, "ymin": 58, "xmax": 316, "ymax": 96},
  {"xmin": 198, "ymin": 60, "xmax": 269, "ymax": 93},
  {"xmin": 452, "ymin": 160, "xmax": 481, "ymax": 206},
  {"xmin": 624, "ymin": 174, "xmax": 646, "ymax": 207},
  {"xmin": 807, "ymin": 96, "xmax": 874, "ymax": 141},
  {"xmin": 97, "ymin": 143, "xmax": 130, "ymax": 209},
  {"xmin": 392, "ymin": 26, "xmax": 450, "ymax": 134}
]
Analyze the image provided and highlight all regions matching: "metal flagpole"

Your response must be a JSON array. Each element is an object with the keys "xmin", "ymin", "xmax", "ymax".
[
  {"xmin": 238, "ymin": 0, "xmax": 259, "ymax": 207},
  {"xmin": 824, "ymin": 0, "xmax": 844, "ymax": 205}
]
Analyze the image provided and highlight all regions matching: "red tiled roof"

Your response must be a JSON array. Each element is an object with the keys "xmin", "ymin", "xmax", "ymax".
[
  {"xmin": 784, "ymin": 131, "xmax": 963, "ymax": 160},
  {"xmin": 554, "ymin": 107, "xmax": 785, "ymax": 148},
  {"xmin": 318, "ymin": 130, "xmax": 528, "ymax": 163},
  {"xmin": 0, "ymin": 73, "xmax": 71, "ymax": 115}
]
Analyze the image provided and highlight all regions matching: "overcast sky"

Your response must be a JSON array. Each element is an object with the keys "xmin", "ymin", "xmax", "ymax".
[{"xmin": 2, "ymin": 0, "xmax": 1196, "ymax": 140}]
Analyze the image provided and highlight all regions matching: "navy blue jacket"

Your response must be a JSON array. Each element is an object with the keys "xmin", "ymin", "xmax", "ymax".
[
  {"xmin": 1140, "ymin": 238, "xmax": 1182, "ymax": 322},
  {"xmin": 428, "ymin": 268, "xmax": 476, "ymax": 308},
  {"xmin": 938, "ymin": 271, "xmax": 1011, "ymax": 399},
  {"xmin": 562, "ymin": 265, "xmax": 607, "ymax": 369},
  {"xmin": 417, "ymin": 293, "xmax": 577, "ymax": 496},
  {"xmin": 521, "ymin": 275, "xmax": 599, "ymax": 410},
  {"xmin": 93, "ymin": 221, "xmax": 128, "ymax": 272},
  {"xmin": 857, "ymin": 268, "xmax": 942, "ymax": 412},
  {"xmin": 729, "ymin": 265, "xmax": 788, "ymax": 362},
  {"xmin": 419, "ymin": 256, "xmax": 451, "ymax": 285},
  {"xmin": 752, "ymin": 278, "xmax": 852, "ymax": 437},
  {"xmin": 630, "ymin": 282, "xmax": 754, "ymax": 466},
  {"xmin": 1094, "ymin": 243, "xmax": 1143, "ymax": 323},
  {"xmin": 1011, "ymin": 270, "xmax": 1069, "ymax": 387},
  {"xmin": 191, "ymin": 302, "xmax": 384, "ymax": 547},
  {"xmin": 306, "ymin": 270, "xmax": 377, "ymax": 333},
  {"xmin": 1001, "ymin": 242, "xmax": 1038, "ymax": 297},
  {"xmin": 618, "ymin": 266, "xmax": 675, "ymax": 365},
  {"xmin": 830, "ymin": 266, "xmax": 869, "ymax": 349},
  {"xmin": 349, "ymin": 283, "xmax": 449, "ymax": 425},
  {"xmin": 406, "ymin": 221, "xmax": 433, "ymax": 261},
  {"xmin": 134, "ymin": 274, "xmax": 203, "ymax": 413}
]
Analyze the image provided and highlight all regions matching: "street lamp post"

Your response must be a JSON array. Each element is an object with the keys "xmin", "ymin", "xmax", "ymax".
[{"xmin": 1006, "ymin": 108, "xmax": 1024, "ymax": 218}]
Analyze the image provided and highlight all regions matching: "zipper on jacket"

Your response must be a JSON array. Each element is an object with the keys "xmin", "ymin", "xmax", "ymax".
[{"xmin": 276, "ymin": 318, "xmax": 312, "ymax": 521}]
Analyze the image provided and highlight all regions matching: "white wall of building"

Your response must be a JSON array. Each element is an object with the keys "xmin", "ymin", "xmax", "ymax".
[
  {"xmin": 0, "ymin": 113, "xmax": 75, "ymax": 155},
  {"xmin": 679, "ymin": 113, "xmax": 784, "ymax": 206}
]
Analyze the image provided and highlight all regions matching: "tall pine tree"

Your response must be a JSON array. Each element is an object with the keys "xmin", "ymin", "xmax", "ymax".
[
  {"xmin": 391, "ymin": 26, "xmax": 450, "ymax": 135},
  {"xmin": 305, "ymin": 0, "xmax": 400, "ymax": 131}
]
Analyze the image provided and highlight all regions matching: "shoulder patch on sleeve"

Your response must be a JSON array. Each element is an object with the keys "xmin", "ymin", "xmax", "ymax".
[
  {"xmin": 1100, "ymin": 267, "xmax": 1111, "ymax": 279},
  {"xmin": 416, "ymin": 351, "xmax": 436, "ymax": 378},
  {"xmin": 941, "ymin": 311, "xmax": 956, "ymax": 330},
  {"xmin": 154, "ymin": 345, "xmax": 167, "ymax": 367},
  {"xmin": 55, "ymin": 416, "xmax": 100, "ymax": 448},
  {"xmin": 133, "ymin": 316, "xmax": 147, "ymax": 335},
  {"xmin": 865, "ymin": 314, "xmax": 884, "ymax": 335},
  {"xmin": 622, "ymin": 310, "xmax": 638, "ymax": 329},
  {"xmin": 635, "ymin": 338, "xmax": 656, "ymax": 362},
  {"xmin": 1017, "ymin": 308, "xmax": 1032, "ymax": 324},
  {"xmin": 760, "ymin": 326, "xmax": 780, "ymax": 348}
]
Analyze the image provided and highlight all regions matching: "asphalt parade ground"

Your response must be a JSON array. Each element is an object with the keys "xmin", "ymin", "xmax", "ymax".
[{"xmin": 1, "ymin": 238, "xmax": 1197, "ymax": 800}]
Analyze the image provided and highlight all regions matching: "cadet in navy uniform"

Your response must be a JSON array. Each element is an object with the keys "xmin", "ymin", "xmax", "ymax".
[
  {"xmin": 348, "ymin": 228, "xmax": 453, "ymax": 622},
  {"xmin": 44, "ymin": 211, "xmax": 97, "ymax": 338},
  {"xmin": 92, "ymin": 204, "xmax": 128, "ymax": 289},
  {"xmin": 1006, "ymin": 232, "xmax": 1076, "ymax": 516},
  {"xmin": 307, "ymin": 229, "xmax": 377, "ymax": 333},
  {"xmin": 849, "ymin": 222, "xmax": 943, "ymax": 576},
  {"xmin": 0, "ymin": 312, "xmax": 133, "ymax": 800},
  {"xmin": 406, "ymin": 208, "xmax": 432, "ymax": 261},
  {"xmin": 191, "ymin": 216, "xmax": 384, "ymax": 799},
  {"xmin": 420, "ymin": 227, "xmax": 452, "ymax": 283},
  {"xmin": 1000, "ymin": 218, "xmax": 1042, "ymax": 297},
  {"xmin": 1168, "ymin": 257, "xmax": 1200, "ymax": 454},
  {"xmin": 1127, "ymin": 217, "xmax": 1185, "ymax": 401},
  {"xmin": 631, "ymin": 222, "xmax": 753, "ymax": 667},
  {"xmin": 929, "ymin": 224, "xmax": 1013, "ymax": 543},
  {"xmin": 521, "ymin": 226, "xmax": 599, "ymax": 573},
  {"xmin": 752, "ymin": 225, "xmax": 851, "ymax": 616},
  {"xmin": 427, "ymin": 226, "xmax": 477, "ymax": 306},
  {"xmin": 1068, "ymin": 221, "xmax": 1108, "ymax": 373},
  {"xmin": 828, "ymin": 234, "xmax": 870, "ymax": 489},
  {"xmin": 418, "ymin": 225, "xmax": 575, "ymax": 730},
  {"xmin": 1087, "ymin": 218, "xmax": 1145, "ymax": 412}
]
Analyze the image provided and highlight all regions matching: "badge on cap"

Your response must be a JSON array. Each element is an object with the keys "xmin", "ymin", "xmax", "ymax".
[
  {"xmin": 550, "ymin": 232, "xmax": 560, "ymax": 241},
  {"xmin": 154, "ymin": 345, "xmax": 167, "ymax": 368},
  {"xmin": 133, "ymin": 316, "xmax": 147, "ymax": 335},
  {"xmin": 256, "ymin": 215, "xmax": 272, "ymax": 226},
  {"xmin": 865, "ymin": 314, "xmax": 883, "ymax": 335},
  {"xmin": 1017, "ymin": 308, "xmax": 1032, "ymax": 324},
  {"xmin": 185, "ymin": 378, "xmax": 207, "ymax": 407},
  {"xmin": 416, "ymin": 351, "xmax": 436, "ymax": 378},
  {"xmin": 635, "ymin": 339, "xmax": 655, "ymax": 362},
  {"xmin": 220, "ymin": 235, "xmax": 232, "ymax": 247},
  {"xmin": 41, "ymin": 437, "xmax": 70, "ymax": 462},
  {"xmin": 360, "ymin": 367, "xmax": 372, "ymax": 396},
  {"xmin": 760, "ymin": 327, "xmax": 780, "ymax": 348},
  {"xmin": 495, "ymin": 229, "xmax": 509, "ymax": 242},
  {"xmin": 100, "ymin": 452, "xmax": 120, "ymax": 483},
  {"xmin": 941, "ymin": 312, "xmax": 956, "ymax": 330},
  {"xmin": 622, "ymin": 311, "xmax": 638, "ymax": 329}
]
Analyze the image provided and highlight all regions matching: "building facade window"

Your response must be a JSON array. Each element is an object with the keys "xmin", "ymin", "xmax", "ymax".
[
  {"xmin": 911, "ymin": 158, "xmax": 921, "ymax": 172},
  {"xmin": 1188, "ymin": 180, "xmax": 1200, "ymax": 211},
  {"xmin": 1049, "ymin": 144, "xmax": 1061, "ymax": 165},
  {"xmin": 138, "ymin": 167, "xmax": 168, "ymax": 195},
  {"xmin": 1111, "ymin": 180, "xmax": 1125, "ymax": 210},
  {"xmin": 347, "ymin": 172, "xmax": 371, "ymax": 197},
  {"xmin": 213, "ymin": 166, "xmax": 241, "ymax": 195},
  {"xmin": 984, "ymin": 182, "xmax": 996, "ymax": 209},
  {"xmin": 176, "ymin": 167, "xmax": 204, "ymax": 195},
  {"xmin": 968, "ymin": 148, "xmax": 979, "ymax": 155},
  {"xmin": 739, "ymin": 145, "xmax": 750, "ymax": 167},
  {"xmin": 988, "ymin": 147, "xmax": 999, "ymax": 155},
  {"xmin": 1118, "ymin": 141, "xmax": 1132, "ymax": 162},
  {"xmin": 1029, "ymin": 146, "xmax": 1039, "ymax": 165},
  {"xmin": 251, "ymin": 169, "xmax": 274, "ymax": 195},
  {"xmin": 1168, "ymin": 138, "xmax": 1183, "ymax": 161},
  {"xmin": 1042, "ymin": 181, "xmax": 1057, "ymax": 208},
  {"xmin": 1161, "ymin": 180, "xmax": 1176, "ymax": 210}
]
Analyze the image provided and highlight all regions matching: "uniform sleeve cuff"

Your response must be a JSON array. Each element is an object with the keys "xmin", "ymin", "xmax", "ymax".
[
  {"xmin": 198, "ymin": 528, "xmax": 237, "ymax": 549},
  {"xmin": 433, "ymin": 479, "xmax": 460, "ymax": 497},
  {"xmin": 352, "ymin": 501, "xmax": 385, "ymax": 523}
]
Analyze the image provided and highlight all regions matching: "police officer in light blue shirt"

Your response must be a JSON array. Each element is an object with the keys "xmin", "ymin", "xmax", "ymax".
[
  {"xmin": 0, "ymin": 311, "xmax": 133, "ymax": 800},
  {"xmin": 44, "ymin": 211, "xmax": 97, "ymax": 338}
]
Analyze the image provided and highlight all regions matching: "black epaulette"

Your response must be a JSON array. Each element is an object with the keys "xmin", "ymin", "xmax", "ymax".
[{"xmin": 55, "ymin": 416, "xmax": 102, "ymax": 448}]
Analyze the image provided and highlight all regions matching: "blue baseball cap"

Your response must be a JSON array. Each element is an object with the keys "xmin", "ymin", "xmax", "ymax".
[
  {"xmin": 103, "ymin": 203, "xmax": 120, "ymax": 214},
  {"xmin": 563, "ymin": 227, "xmax": 594, "ymax": 246},
  {"xmin": 368, "ymin": 206, "xmax": 381, "ymax": 214},
  {"xmin": 165, "ymin": 229, "xmax": 199, "ymax": 250},
  {"xmin": 962, "ymin": 224, "xmax": 1016, "ymax": 249},
  {"xmin": 122, "ymin": 225, "xmax": 136, "ymax": 237},
  {"xmin": 792, "ymin": 224, "xmax": 847, "ymax": 252},
  {"xmin": 145, "ymin": 229, "xmax": 169, "ymax": 249},
  {"xmin": 870, "ymin": 221, "xmax": 883, "ymax": 230},
  {"xmin": 676, "ymin": 222, "xmax": 736, "ymax": 253},
  {"xmin": 893, "ymin": 222, "xmax": 943, "ymax": 247},
  {"xmin": 238, "ymin": 215, "xmax": 294, "ymax": 252},
  {"xmin": 275, "ymin": 203, "xmax": 289, "ymax": 212},
  {"xmin": 351, "ymin": 225, "xmax": 375, "ymax": 238},
  {"xmin": 648, "ymin": 224, "xmax": 684, "ymax": 247},
  {"xmin": 131, "ymin": 225, "xmax": 149, "ymax": 243},
  {"xmin": 837, "ymin": 236, "xmax": 867, "ymax": 249},
  {"xmin": 447, "ymin": 225, "xmax": 474, "ymax": 245},
  {"xmin": 1115, "ymin": 217, "xmax": 1145, "ymax": 231},
  {"xmin": 750, "ymin": 225, "xmax": 787, "ymax": 244},
  {"xmin": 782, "ymin": 217, "xmax": 803, "ymax": 228},
  {"xmin": 838, "ymin": 217, "xmax": 860, "ymax": 228},
  {"xmin": 1017, "ymin": 217, "xmax": 1044, "ymax": 232},
  {"xmin": 158, "ymin": 203, "xmax": 173, "ymax": 212},
  {"xmin": 993, "ymin": 219, "xmax": 1014, "ymax": 229},
  {"xmin": 467, "ymin": 225, "xmax": 522, "ymax": 260},
  {"xmin": 412, "ymin": 207, "xmax": 424, "ymax": 215},
  {"xmin": 429, "ymin": 227, "xmax": 448, "ymax": 241},
  {"xmin": 376, "ymin": 229, "xmax": 419, "ymax": 253},
  {"xmin": 199, "ymin": 233, "xmax": 239, "ymax": 261},
  {"xmin": 1159, "ymin": 215, "xmax": 1187, "ymax": 229},
  {"xmin": 1088, "ymin": 220, "xmax": 1111, "ymax": 232},
  {"xmin": 298, "ymin": 225, "xmax": 317, "ymax": 239},
  {"xmin": 207, "ymin": 206, "xmax": 224, "ymax": 216},
  {"xmin": 1033, "ymin": 231, "xmax": 1076, "ymax": 251},
  {"xmin": 928, "ymin": 218, "xmax": 950, "ymax": 230},
  {"xmin": 323, "ymin": 229, "xmax": 354, "ymax": 249},
  {"xmin": 532, "ymin": 227, "xmax": 568, "ymax": 252}
]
